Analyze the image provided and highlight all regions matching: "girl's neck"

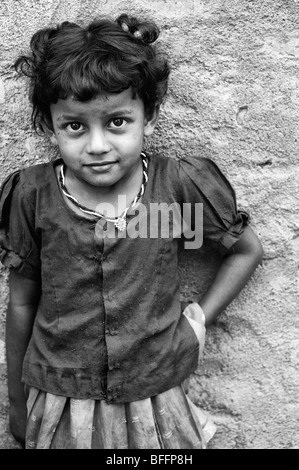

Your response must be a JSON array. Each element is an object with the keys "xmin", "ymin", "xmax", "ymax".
[{"xmin": 56, "ymin": 159, "xmax": 143, "ymax": 219}]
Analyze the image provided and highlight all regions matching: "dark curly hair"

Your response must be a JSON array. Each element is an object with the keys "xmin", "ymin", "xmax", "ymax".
[{"xmin": 15, "ymin": 14, "xmax": 170, "ymax": 132}]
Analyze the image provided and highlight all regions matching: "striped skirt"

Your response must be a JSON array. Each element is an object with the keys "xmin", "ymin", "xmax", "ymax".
[{"xmin": 25, "ymin": 384, "xmax": 216, "ymax": 449}]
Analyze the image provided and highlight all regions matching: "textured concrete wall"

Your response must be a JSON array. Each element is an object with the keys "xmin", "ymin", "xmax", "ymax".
[{"xmin": 0, "ymin": 0, "xmax": 298, "ymax": 449}]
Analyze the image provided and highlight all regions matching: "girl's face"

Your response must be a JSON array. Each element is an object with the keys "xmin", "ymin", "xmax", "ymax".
[{"xmin": 49, "ymin": 89, "xmax": 158, "ymax": 191}]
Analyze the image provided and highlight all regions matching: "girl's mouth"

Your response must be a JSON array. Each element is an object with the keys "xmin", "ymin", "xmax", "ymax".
[
  {"xmin": 85, "ymin": 161, "xmax": 117, "ymax": 167},
  {"xmin": 84, "ymin": 161, "xmax": 118, "ymax": 172}
]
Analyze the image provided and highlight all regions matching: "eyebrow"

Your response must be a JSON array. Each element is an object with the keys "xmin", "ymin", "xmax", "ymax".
[
  {"xmin": 103, "ymin": 108, "xmax": 134, "ymax": 117},
  {"xmin": 56, "ymin": 108, "xmax": 134, "ymax": 122}
]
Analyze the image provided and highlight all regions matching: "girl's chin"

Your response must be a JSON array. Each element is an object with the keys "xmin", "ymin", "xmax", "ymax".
[{"xmin": 84, "ymin": 173, "xmax": 122, "ymax": 189}]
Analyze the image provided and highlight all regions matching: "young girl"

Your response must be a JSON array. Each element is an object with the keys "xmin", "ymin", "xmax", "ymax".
[{"xmin": 0, "ymin": 14, "xmax": 263, "ymax": 449}]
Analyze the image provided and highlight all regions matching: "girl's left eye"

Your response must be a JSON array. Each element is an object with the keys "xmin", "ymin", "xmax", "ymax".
[{"xmin": 109, "ymin": 118, "xmax": 126, "ymax": 128}]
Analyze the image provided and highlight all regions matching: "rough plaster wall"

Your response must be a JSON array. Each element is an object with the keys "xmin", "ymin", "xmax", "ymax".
[{"xmin": 0, "ymin": 0, "xmax": 298, "ymax": 449}]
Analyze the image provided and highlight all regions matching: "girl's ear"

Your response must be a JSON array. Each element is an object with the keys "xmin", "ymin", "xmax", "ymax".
[
  {"xmin": 49, "ymin": 132, "xmax": 58, "ymax": 146},
  {"xmin": 144, "ymin": 105, "xmax": 160, "ymax": 137},
  {"xmin": 41, "ymin": 119, "xmax": 58, "ymax": 146}
]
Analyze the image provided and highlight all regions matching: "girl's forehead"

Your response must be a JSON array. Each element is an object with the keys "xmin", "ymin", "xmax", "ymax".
[{"xmin": 51, "ymin": 89, "xmax": 143, "ymax": 117}]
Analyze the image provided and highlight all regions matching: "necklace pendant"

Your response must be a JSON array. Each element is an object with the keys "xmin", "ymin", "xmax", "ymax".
[{"xmin": 114, "ymin": 217, "xmax": 127, "ymax": 231}]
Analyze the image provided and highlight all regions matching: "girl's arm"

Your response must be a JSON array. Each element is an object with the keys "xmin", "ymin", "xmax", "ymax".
[
  {"xmin": 199, "ymin": 226, "xmax": 263, "ymax": 326},
  {"xmin": 6, "ymin": 270, "xmax": 40, "ymax": 447}
]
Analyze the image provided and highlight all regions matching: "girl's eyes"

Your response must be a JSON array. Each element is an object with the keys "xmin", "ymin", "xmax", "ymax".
[{"xmin": 64, "ymin": 118, "xmax": 127, "ymax": 132}]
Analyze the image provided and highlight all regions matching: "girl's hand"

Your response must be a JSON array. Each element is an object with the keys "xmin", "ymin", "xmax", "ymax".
[
  {"xmin": 182, "ymin": 302, "xmax": 206, "ymax": 360},
  {"xmin": 182, "ymin": 303, "xmax": 206, "ymax": 394},
  {"xmin": 9, "ymin": 401, "xmax": 27, "ymax": 448}
]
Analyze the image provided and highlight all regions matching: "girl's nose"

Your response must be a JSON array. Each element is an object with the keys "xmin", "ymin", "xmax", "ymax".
[{"xmin": 86, "ymin": 128, "xmax": 111, "ymax": 154}]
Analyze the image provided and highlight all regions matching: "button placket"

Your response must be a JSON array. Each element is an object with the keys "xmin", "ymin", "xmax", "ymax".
[{"xmin": 93, "ymin": 252, "xmax": 103, "ymax": 263}]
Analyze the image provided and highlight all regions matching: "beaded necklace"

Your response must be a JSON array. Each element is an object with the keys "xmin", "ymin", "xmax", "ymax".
[{"xmin": 59, "ymin": 152, "xmax": 148, "ymax": 231}]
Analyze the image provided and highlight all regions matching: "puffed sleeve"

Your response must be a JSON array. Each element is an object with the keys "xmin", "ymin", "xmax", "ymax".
[
  {"xmin": 178, "ymin": 156, "xmax": 249, "ymax": 251},
  {"xmin": 0, "ymin": 170, "xmax": 41, "ymax": 280}
]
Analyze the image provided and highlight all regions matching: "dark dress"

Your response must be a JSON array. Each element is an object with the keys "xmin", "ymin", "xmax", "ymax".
[{"xmin": 0, "ymin": 153, "xmax": 248, "ymax": 448}]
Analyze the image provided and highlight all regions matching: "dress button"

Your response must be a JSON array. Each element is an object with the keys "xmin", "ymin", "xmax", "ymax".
[
  {"xmin": 93, "ymin": 253, "xmax": 103, "ymax": 262},
  {"xmin": 109, "ymin": 361, "xmax": 120, "ymax": 370},
  {"xmin": 105, "ymin": 326, "xmax": 118, "ymax": 336}
]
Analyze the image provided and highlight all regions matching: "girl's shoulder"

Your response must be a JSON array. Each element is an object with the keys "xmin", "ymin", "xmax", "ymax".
[
  {"xmin": 1, "ymin": 159, "xmax": 59, "ymax": 197},
  {"xmin": 18, "ymin": 159, "xmax": 58, "ymax": 187},
  {"xmin": 149, "ymin": 151, "xmax": 221, "ymax": 178},
  {"xmin": 0, "ymin": 159, "xmax": 60, "ymax": 219},
  {"xmin": 149, "ymin": 152, "xmax": 229, "ymax": 197},
  {"xmin": 148, "ymin": 152, "xmax": 178, "ymax": 170}
]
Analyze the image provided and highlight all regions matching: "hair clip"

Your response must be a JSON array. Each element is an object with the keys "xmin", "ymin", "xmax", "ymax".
[
  {"xmin": 121, "ymin": 22, "xmax": 129, "ymax": 32},
  {"xmin": 134, "ymin": 30, "xmax": 142, "ymax": 38}
]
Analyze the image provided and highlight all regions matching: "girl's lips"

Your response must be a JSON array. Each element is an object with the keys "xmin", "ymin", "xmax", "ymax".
[
  {"xmin": 85, "ymin": 161, "xmax": 117, "ymax": 167},
  {"xmin": 84, "ymin": 161, "xmax": 118, "ymax": 172}
]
